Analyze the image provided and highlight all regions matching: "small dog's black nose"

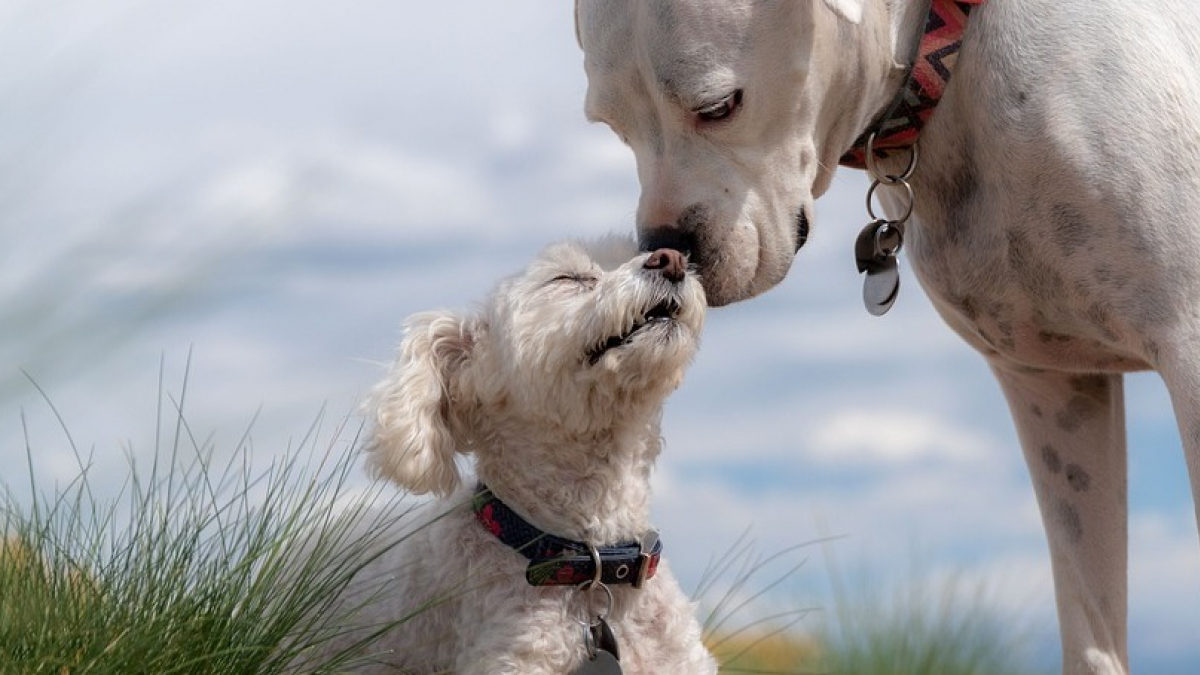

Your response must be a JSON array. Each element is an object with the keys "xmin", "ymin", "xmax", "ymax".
[{"xmin": 644, "ymin": 248, "xmax": 687, "ymax": 283}]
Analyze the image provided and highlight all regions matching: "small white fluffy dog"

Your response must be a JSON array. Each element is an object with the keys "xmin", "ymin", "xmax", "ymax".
[{"xmin": 323, "ymin": 236, "xmax": 716, "ymax": 674}]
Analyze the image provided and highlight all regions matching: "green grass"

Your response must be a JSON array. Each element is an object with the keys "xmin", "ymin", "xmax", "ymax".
[
  {"xmin": 4, "ymin": 367, "xmax": 1048, "ymax": 675},
  {"xmin": 812, "ymin": 567, "xmax": 1047, "ymax": 675},
  {"xmin": 1, "ymin": 367, "xmax": 420, "ymax": 675},
  {"xmin": 699, "ymin": 537, "xmax": 1049, "ymax": 675}
]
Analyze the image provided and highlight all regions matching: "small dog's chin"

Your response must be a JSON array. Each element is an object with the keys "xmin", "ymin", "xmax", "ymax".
[{"xmin": 587, "ymin": 321, "xmax": 697, "ymax": 378}]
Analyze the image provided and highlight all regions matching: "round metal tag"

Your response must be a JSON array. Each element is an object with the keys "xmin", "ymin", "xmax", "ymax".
[
  {"xmin": 572, "ymin": 649, "xmax": 623, "ymax": 675},
  {"xmin": 863, "ymin": 260, "xmax": 901, "ymax": 316}
]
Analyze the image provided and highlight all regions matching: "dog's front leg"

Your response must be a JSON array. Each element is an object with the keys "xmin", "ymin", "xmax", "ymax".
[{"xmin": 990, "ymin": 364, "xmax": 1129, "ymax": 675}]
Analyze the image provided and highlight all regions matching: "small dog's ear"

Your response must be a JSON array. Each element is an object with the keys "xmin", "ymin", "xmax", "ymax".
[
  {"xmin": 366, "ymin": 310, "xmax": 475, "ymax": 497},
  {"xmin": 822, "ymin": 0, "xmax": 864, "ymax": 23}
]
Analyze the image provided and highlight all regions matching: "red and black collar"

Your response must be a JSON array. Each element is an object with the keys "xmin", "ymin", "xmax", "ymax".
[
  {"xmin": 472, "ymin": 484, "xmax": 662, "ymax": 588},
  {"xmin": 840, "ymin": 0, "xmax": 983, "ymax": 169}
]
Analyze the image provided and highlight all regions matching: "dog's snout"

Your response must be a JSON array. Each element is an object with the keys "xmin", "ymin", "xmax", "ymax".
[{"xmin": 644, "ymin": 248, "xmax": 687, "ymax": 283}]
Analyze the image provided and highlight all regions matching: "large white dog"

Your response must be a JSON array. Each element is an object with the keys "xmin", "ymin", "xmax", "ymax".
[{"xmin": 575, "ymin": 1, "xmax": 1200, "ymax": 673}]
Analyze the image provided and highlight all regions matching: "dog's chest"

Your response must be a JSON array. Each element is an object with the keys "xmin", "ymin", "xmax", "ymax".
[
  {"xmin": 904, "ymin": 208, "xmax": 1152, "ymax": 372},
  {"xmin": 886, "ymin": 14, "xmax": 1182, "ymax": 373}
]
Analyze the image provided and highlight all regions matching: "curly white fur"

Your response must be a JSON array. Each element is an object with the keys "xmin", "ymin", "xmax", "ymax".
[{"xmin": 309, "ymin": 235, "xmax": 716, "ymax": 674}]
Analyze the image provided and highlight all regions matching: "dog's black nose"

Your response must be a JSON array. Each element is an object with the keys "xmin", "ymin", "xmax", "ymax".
[
  {"xmin": 639, "ymin": 226, "xmax": 695, "ymax": 257},
  {"xmin": 644, "ymin": 248, "xmax": 687, "ymax": 283}
]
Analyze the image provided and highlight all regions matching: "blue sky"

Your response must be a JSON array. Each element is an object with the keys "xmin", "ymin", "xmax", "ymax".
[{"xmin": 3, "ymin": 1, "xmax": 1198, "ymax": 671}]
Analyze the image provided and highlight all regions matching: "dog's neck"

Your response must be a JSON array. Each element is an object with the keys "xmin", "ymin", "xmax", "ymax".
[
  {"xmin": 824, "ymin": 0, "xmax": 980, "ymax": 174},
  {"xmin": 471, "ymin": 411, "xmax": 662, "ymax": 546}
]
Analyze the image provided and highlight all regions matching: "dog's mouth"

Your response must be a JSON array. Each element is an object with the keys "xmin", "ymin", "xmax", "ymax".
[{"xmin": 586, "ymin": 298, "xmax": 682, "ymax": 366}]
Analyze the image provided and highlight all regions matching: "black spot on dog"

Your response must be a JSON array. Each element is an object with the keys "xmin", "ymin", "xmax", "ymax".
[
  {"xmin": 1142, "ymin": 339, "xmax": 1160, "ymax": 364},
  {"xmin": 1068, "ymin": 375, "xmax": 1110, "ymax": 402},
  {"xmin": 1065, "ymin": 464, "xmax": 1091, "ymax": 492},
  {"xmin": 1041, "ymin": 444, "xmax": 1062, "ymax": 473},
  {"xmin": 1056, "ymin": 395, "xmax": 1100, "ymax": 432},
  {"xmin": 1057, "ymin": 499, "xmax": 1084, "ymax": 543},
  {"xmin": 1093, "ymin": 265, "xmax": 1130, "ymax": 290},
  {"xmin": 957, "ymin": 296, "xmax": 980, "ymax": 322},
  {"xmin": 946, "ymin": 166, "xmax": 979, "ymax": 222},
  {"xmin": 1038, "ymin": 330, "xmax": 1074, "ymax": 344},
  {"xmin": 1007, "ymin": 230, "xmax": 1065, "ymax": 303},
  {"xmin": 677, "ymin": 204, "xmax": 709, "ymax": 232},
  {"xmin": 929, "ymin": 141, "xmax": 979, "ymax": 245},
  {"xmin": 1049, "ymin": 203, "xmax": 1089, "ymax": 255},
  {"xmin": 1031, "ymin": 404, "xmax": 1044, "ymax": 419},
  {"xmin": 1129, "ymin": 290, "xmax": 1173, "ymax": 328},
  {"xmin": 1084, "ymin": 303, "xmax": 1119, "ymax": 342}
]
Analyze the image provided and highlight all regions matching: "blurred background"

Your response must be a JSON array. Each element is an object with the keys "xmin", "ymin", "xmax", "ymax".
[{"xmin": 2, "ymin": 1, "xmax": 1197, "ymax": 671}]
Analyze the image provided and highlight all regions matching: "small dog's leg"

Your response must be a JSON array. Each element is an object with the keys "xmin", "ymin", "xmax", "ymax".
[{"xmin": 990, "ymin": 364, "xmax": 1129, "ymax": 675}]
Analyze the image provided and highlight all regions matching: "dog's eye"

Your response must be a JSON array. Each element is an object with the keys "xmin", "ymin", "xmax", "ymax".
[
  {"xmin": 548, "ymin": 274, "xmax": 597, "ymax": 289},
  {"xmin": 695, "ymin": 90, "xmax": 742, "ymax": 122}
]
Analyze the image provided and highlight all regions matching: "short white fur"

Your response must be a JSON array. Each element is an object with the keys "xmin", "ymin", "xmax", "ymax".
[{"xmin": 576, "ymin": 1, "xmax": 1200, "ymax": 673}]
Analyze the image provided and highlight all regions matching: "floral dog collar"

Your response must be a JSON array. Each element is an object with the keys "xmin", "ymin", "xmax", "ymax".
[{"xmin": 472, "ymin": 484, "xmax": 662, "ymax": 588}]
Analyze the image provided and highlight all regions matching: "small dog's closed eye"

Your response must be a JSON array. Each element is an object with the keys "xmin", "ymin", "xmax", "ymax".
[{"xmin": 298, "ymin": 235, "xmax": 716, "ymax": 675}]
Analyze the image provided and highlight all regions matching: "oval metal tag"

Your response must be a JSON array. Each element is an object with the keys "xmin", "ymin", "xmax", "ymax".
[
  {"xmin": 863, "ymin": 259, "xmax": 901, "ymax": 316},
  {"xmin": 572, "ymin": 649, "xmax": 622, "ymax": 675}
]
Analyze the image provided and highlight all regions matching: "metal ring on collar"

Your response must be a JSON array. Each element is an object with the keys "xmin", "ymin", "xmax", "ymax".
[
  {"xmin": 866, "ymin": 177, "xmax": 915, "ymax": 224},
  {"xmin": 574, "ymin": 580, "xmax": 615, "ymax": 628},
  {"xmin": 864, "ymin": 133, "xmax": 919, "ymax": 184},
  {"xmin": 585, "ymin": 544, "xmax": 602, "ymax": 589},
  {"xmin": 874, "ymin": 222, "xmax": 905, "ymax": 258}
]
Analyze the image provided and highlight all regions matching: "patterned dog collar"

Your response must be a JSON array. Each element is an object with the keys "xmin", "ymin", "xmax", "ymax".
[
  {"xmin": 840, "ymin": 0, "xmax": 984, "ymax": 169},
  {"xmin": 472, "ymin": 484, "xmax": 663, "ymax": 587}
]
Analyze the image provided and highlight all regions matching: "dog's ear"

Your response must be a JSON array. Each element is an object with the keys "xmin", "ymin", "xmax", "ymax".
[
  {"xmin": 574, "ymin": 0, "xmax": 582, "ymax": 48},
  {"xmin": 366, "ymin": 310, "xmax": 476, "ymax": 498},
  {"xmin": 822, "ymin": 0, "xmax": 865, "ymax": 23}
]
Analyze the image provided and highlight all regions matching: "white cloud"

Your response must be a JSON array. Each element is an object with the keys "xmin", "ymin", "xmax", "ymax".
[
  {"xmin": 1127, "ymin": 510, "xmax": 1200, "ymax": 659},
  {"xmin": 201, "ymin": 159, "xmax": 297, "ymax": 229},
  {"xmin": 301, "ymin": 140, "xmax": 496, "ymax": 236},
  {"xmin": 807, "ymin": 408, "xmax": 991, "ymax": 465}
]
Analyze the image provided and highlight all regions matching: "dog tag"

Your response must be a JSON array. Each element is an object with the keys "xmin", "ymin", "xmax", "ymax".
[
  {"xmin": 862, "ymin": 257, "xmax": 900, "ymax": 315},
  {"xmin": 592, "ymin": 617, "xmax": 620, "ymax": 661},
  {"xmin": 572, "ymin": 649, "xmax": 622, "ymax": 675},
  {"xmin": 573, "ymin": 618, "xmax": 623, "ymax": 675},
  {"xmin": 855, "ymin": 220, "xmax": 903, "ymax": 316}
]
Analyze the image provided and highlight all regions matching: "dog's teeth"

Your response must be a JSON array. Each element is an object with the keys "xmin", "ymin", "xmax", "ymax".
[{"xmin": 586, "ymin": 301, "xmax": 682, "ymax": 365}]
